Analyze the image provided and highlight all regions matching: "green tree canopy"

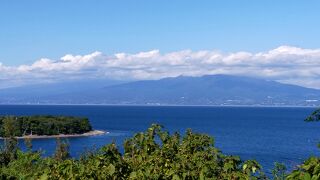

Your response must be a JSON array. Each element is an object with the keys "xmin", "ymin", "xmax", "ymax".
[{"xmin": 0, "ymin": 115, "xmax": 92, "ymax": 137}]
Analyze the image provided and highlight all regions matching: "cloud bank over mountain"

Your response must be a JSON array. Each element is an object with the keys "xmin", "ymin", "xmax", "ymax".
[{"xmin": 1, "ymin": 46, "xmax": 320, "ymax": 89}]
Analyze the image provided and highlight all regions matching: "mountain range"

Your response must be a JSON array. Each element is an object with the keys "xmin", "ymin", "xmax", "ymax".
[{"xmin": 1, "ymin": 75, "xmax": 320, "ymax": 106}]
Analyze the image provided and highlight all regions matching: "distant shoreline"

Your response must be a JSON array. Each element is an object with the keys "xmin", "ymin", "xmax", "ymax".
[
  {"xmin": 0, "ymin": 104, "xmax": 317, "ymax": 108},
  {"xmin": 0, "ymin": 130, "xmax": 107, "ymax": 139}
]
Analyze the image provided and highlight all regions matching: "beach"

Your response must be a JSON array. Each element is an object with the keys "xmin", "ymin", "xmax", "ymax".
[{"xmin": 0, "ymin": 130, "xmax": 107, "ymax": 139}]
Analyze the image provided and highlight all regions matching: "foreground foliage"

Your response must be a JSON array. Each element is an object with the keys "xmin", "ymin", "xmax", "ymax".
[
  {"xmin": 0, "ymin": 108, "xmax": 320, "ymax": 179},
  {"xmin": 0, "ymin": 124, "xmax": 266, "ymax": 179}
]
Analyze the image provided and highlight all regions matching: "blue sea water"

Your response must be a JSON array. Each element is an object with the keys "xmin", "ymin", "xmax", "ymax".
[{"xmin": 0, "ymin": 105, "xmax": 319, "ymax": 173}]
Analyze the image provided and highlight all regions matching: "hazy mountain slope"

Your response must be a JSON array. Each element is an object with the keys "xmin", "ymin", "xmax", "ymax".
[
  {"xmin": 0, "ymin": 79, "xmax": 125, "ymax": 104},
  {"xmin": 82, "ymin": 74, "xmax": 320, "ymax": 105},
  {"xmin": 1, "ymin": 75, "xmax": 320, "ymax": 106}
]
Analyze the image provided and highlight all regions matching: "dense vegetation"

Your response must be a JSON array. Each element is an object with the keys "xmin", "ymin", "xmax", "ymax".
[
  {"xmin": 0, "ymin": 115, "xmax": 92, "ymax": 137},
  {"xmin": 0, "ymin": 109, "xmax": 319, "ymax": 179}
]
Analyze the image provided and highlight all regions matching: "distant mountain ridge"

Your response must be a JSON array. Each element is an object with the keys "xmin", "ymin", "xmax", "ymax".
[{"xmin": 1, "ymin": 75, "xmax": 320, "ymax": 106}]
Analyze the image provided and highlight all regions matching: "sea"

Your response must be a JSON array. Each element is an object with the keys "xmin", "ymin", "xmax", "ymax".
[{"xmin": 0, "ymin": 105, "xmax": 319, "ymax": 174}]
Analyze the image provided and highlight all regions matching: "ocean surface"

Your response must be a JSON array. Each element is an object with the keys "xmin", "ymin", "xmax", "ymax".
[{"xmin": 0, "ymin": 105, "xmax": 319, "ymax": 173}]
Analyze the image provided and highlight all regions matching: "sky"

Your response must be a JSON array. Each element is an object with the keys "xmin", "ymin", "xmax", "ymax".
[{"xmin": 0, "ymin": 0, "xmax": 320, "ymax": 88}]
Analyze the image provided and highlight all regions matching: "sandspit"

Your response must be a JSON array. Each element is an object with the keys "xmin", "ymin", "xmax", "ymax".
[{"xmin": 0, "ymin": 130, "xmax": 108, "ymax": 139}]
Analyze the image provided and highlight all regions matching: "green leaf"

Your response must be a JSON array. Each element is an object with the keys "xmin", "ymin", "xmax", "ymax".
[
  {"xmin": 200, "ymin": 171, "xmax": 205, "ymax": 180},
  {"xmin": 107, "ymin": 164, "xmax": 115, "ymax": 175},
  {"xmin": 242, "ymin": 164, "xmax": 248, "ymax": 171},
  {"xmin": 172, "ymin": 174, "xmax": 180, "ymax": 180},
  {"xmin": 129, "ymin": 171, "xmax": 137, "ymax": 179},
  {"xmin": 252, "ymin": 166, "xmax": 257, "ymax": 173},
  {"xmin": 304, "ymin": 173, "xmax": 311, "ymax": 180},
  {"xmin": 39, "ymin": 173, "xmax": 48, "ymax": 180}
]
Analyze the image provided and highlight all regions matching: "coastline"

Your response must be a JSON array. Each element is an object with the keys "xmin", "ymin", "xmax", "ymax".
[
  {"xmin": 0, "ymin": 103, "xmax": 317, "ymax": 108},
  {"xmin": 0, "ymin": 130, "xmax": 107, "ymax": 139}
]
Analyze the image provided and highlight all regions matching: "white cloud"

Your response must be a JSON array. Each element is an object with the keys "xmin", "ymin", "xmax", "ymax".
[{"xmin": 1, "ymin": 45, "xmax": 320, "ymax": 89}]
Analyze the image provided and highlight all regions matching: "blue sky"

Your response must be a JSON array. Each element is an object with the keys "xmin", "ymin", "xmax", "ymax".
[
  {"xmin": 1, "ymin": 0, "xmax": 319, "ymax": 65},
  {"xmin": 1, "ymin": 0, "xmax": 320, "ymax": 89}
]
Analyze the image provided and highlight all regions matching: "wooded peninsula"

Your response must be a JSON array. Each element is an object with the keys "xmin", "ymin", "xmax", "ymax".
[{"xmin": 0, "ymin": 115, "xmax": 93, "ymax": 137}]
